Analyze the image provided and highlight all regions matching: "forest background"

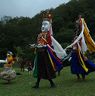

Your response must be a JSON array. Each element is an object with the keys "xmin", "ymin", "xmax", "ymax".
[{"xmin": 0, "ymin": 0, "xmax": 95, "ymax": 62}]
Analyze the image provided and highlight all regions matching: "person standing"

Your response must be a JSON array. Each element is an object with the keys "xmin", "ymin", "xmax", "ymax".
[{"xmin": 32, "ymin": 13, "xmax": 56, "ymax": 88}]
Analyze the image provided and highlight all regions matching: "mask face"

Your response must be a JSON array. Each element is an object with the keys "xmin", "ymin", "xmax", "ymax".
[
  {"xmin": 7, "ymin": 54, "xmax": 13, "ymax": 63},
  {"xmin": 41, "ymin": 21, "xmax": 51, "ymax": 32}
]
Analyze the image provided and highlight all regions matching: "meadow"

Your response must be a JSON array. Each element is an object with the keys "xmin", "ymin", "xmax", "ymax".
[{"xmin": 0, "ymin": 67, "xmax": 95, "ymax": 96}]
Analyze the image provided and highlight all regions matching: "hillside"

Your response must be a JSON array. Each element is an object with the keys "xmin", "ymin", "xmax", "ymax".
[{"xmin": 0, "ymin": 0, "xmax": 95, "ymax": 59}]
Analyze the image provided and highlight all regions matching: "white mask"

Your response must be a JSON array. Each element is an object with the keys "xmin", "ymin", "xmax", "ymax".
[{"xmin": 41, "ymin": 21, "xmax": 51, "ymax": 32}]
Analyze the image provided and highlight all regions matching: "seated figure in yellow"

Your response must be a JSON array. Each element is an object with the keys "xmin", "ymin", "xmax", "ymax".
[
  {"xmin": 0, "ymin": 51, "xmax": 16, "ymax": 82},
  {"xmin": 4, "ymin": 51, "xmax": 15, "ymax": 68}
]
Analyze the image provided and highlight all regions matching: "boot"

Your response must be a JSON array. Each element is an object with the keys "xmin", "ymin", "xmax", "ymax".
[
  {"xmin": 49, "ymin": 79, "xmax": 56, "ymax": 88},
  {"xmin": 50, "ymin": 83, "xmax": 56, "ymax": 88},
  {"xmin": 32, "ymin": 78, "xmax": 40, "ymax": 88},
  {"xmin": 32, "ymin": 82, "xmax": 39, "ymax": 88},
  {"xmin": 76, "ymin": 74, "xmax": 81, "ymax": 80},
  {"xmin": 81, "ymin": 74, "xmax": 85, "ymax": 80}
]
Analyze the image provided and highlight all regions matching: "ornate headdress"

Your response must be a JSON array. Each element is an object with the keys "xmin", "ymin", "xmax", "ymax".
[{"xmin": 42, "ymin": 11, "xmax": 52, "ymax": 23}]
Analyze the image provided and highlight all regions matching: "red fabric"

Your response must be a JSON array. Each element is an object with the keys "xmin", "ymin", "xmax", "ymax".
[{"xmin": 47, "ymin": 32, "xmax": 52, "ymax": 46}]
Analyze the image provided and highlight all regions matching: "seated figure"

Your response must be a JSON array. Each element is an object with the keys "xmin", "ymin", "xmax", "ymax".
[{"xmin": 0, "ymin": 51, "xmax": 16, "ymax": 82}]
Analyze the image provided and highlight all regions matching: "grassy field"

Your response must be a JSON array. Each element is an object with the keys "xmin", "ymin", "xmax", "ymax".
[{"xmin": 0, "ymin": 67, "xmax": 95, "ymax": 96}]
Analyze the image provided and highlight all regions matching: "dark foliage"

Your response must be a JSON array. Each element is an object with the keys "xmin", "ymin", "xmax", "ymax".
[{"xmin": 0, "ymin": 0, "xmax": 95, "ymax": 60}]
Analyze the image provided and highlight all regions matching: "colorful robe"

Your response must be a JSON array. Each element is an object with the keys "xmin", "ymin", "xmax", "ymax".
[
  {"xmin": 70, "ymin": 49, "xmax": 95, "ymax": 75},
  {"xmin": 33, "ymin": 46, "xmax": 63, "ymax": 79}
]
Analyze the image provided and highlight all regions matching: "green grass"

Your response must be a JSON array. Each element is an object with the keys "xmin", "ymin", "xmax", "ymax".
[{"xmin": 0, "ymin": 67, "xmax": 95, "ymax": 96}]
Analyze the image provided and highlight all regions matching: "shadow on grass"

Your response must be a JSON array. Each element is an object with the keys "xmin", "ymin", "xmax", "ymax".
[{"xmin": 0, "ymin": 79, "xmax": 17, "ymax": 85}]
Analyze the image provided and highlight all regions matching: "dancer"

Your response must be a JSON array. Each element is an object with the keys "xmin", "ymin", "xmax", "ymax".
[
  {"xmin": 32, "ymin": 12, "xmax": 56, "ymax": 88},
  {"xmin": 69, "ymin": 17, "xmax": 95, "ymax": 80},
  {"xmin": 70, "ymin": 36, "xmax": 86, "ymax": 80}
]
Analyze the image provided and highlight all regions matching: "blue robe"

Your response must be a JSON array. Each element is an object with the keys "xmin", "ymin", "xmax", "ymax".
[
  {"xmin": 71, "ymin": 50, "xmax": 95, "ymax": 75},
  {"xmin": 71, "ymin": 50, "xmax": 85, "ymax": 74}
]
